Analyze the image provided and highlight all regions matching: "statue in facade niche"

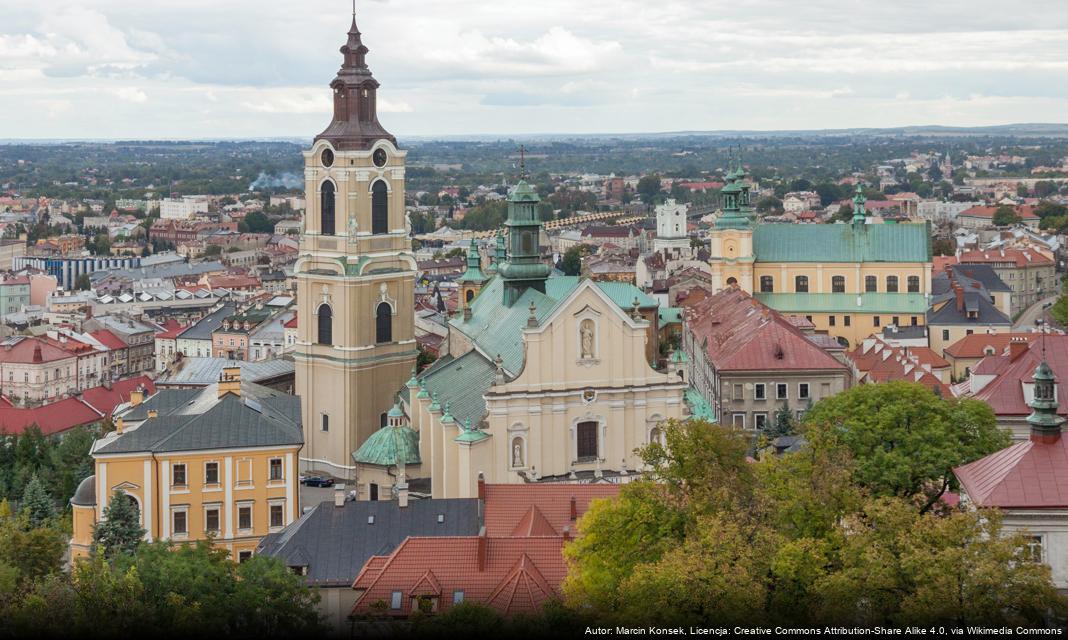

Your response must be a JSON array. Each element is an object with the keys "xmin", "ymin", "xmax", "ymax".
[{"xmin": 580, "ymin": 319, "xmax": 595, "ymax": 359}]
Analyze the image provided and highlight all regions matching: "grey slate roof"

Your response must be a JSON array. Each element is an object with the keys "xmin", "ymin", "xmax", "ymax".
[
  {"xmin": 178, "ymin": 303, "xmax": 239, "ymax": 340},
  {"xmin": 927, "ymin": 291, "xmax": 1012, "ymax": 326},
  {"xmin": 71, "ymin": 475, "xmax": 96, "ymax": 506},
  {"xmin": 155, "ymin": 357, "xmax": 294, "ymax": 387},
  {"xmin": 120, "ymin": 389, "xmax": 200, "ymax": 421},
  {"xmin": 256, "ymin": 497, "xmax": 481, "ymax": 587},
  {"xmin": 91, "ymin": 260, "xmax": 225, "ymax": 283},
  {"xmin": 97, "ymin": 382, "xmax": 302, "ymax": 455}
]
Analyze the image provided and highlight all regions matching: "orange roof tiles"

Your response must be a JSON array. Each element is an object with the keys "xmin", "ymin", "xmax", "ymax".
[{"xmin": 944, "ymin": 333, "xmax": 1037, "ymax": 359}]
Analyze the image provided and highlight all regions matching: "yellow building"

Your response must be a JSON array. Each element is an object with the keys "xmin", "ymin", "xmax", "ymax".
[
  {"xmin": 708, "ymin": 173, "xmax": 932, "ymax": 348},
  {"xmin": 70, "ymin": 367, "xmax": 303, "ymax": 561}
]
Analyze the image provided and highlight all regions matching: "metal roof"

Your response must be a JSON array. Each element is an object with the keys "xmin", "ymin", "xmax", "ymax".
[{"xmin": 753, "ymin": 222, "xmax": 932, "ymax": 263}]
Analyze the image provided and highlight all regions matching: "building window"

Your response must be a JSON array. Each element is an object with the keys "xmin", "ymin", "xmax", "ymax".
[
  {"xmin": 829, "ymin": 315, "xmax": 836, "ymax": 327},
  {"xmin": 205, "ymin": 462, "xmax": 219, "ymax": 485},
  {"xmin": 172, "ymin": 464, "xmax": 187, "ymax": 488},
  {"xmin": 321, "ymin": 414, "xmax": 329, "ymax": 432},
  {"xmin": 907, "ymin": 276, "xmax": 920, "ymax": 293},
  {"xmin": 1026, "ymin": 535, "xmax": 1044, "ymax": 563},
  {"xmin": 238, "ymin": 550, "xmax": 252, "ymax": 563},
  {"xmin": 942, "ymin": 329, "xmax": 950, "ymax": 341},
  {"xmin": 832, "ymin": 275, "xmax": 845, "ymax": 293},
  {"xmin": 376, "ymin": 302, "xmax": 392, "ymax": 344},
  {"xmin": 795, "ymin": 275, "xmax": 809, "ymax": 293},
  {"xmin": 732, "ymin": 383, "xmax": 743, "ymax": 401},
  {"xmin": 910, "ymin": 316, "xmax": 918, "ymax": 326},
  {"xmin": 776, "ymin": 383, "xmax": 788, "ymax": 399},
  {"xmin": 372, "ymin": 180, "xmax": 389, "ymax": 235},
  {"xmin": 320, "ymin": 182, "xmax": 335, "ymax": 236},
  {"xmin": 760, "ymin": 276, "xmax": 774, "ymax": 293},
  {"xmin": 864, "ymin": 275, "xmax": 877, "ymax": 292},
  {"xmin": 172, "ymin": 509, "xmax": 188, "ymax": 536},
  {"xmin": 316, "ymin": 304, "xmax": 332, "ymax": 345},
  {"xmin": 886, "ymin": 275, "xmax": 899, "ymax": 293},
  {"xmin": 892, "ymin": 316, "xmax": 900, "ymax": 326},
  {"xmin": 873, "ymin": 316, "xmax": 880, "ymax": 327},
  {"xmin": 204, "ymin": 506, "xmax": 220, "ymax": 533},
  {"xmin": 576, "ymin": 421, "xmax": 598, "ymax": 461},
  {"xmin": 390, "ymin": 591, "xmax": 403, "ymax": 610},
  {"xmin": 844, "ymin": 315, "xmax": 851, "ymax": 327},
  {"xmin": 453, "ymin": 590, "xmax": 465, "ymax": 604},
  {"xmin": 269, "ymin": 503, "xmax": 284, "ymax": 529},
  {"xmin": 269, "ymin": 458, "xmax": 283, "ymax": 481},
  {"xmin": 238, "ymin": 504, "xmax": 252, "ymax": 531},
  {"xmin": 754, "ymin": 413, "xmax": 768, "ymax": 430},
  {"xmin": 798, "ymin": 383, "xmax": 810, "ymax": 399},
  {"xmin": 731, "ymin": 413, "xmax": 745, "ymax": 428},
  {"xmin": 754, "ymin": 383, "xmax": 766, "ymax": 400}
]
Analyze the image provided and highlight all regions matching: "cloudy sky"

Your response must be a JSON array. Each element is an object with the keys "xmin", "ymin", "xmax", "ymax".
[{"xmin": 3, "ymin": 0, "xmax": 1068, "ymax": 139}]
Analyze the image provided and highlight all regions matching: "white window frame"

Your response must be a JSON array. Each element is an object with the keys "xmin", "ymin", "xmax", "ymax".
[
  {"xmin": 172, "ymin": 463, "xmax": 188, "ymax": 488},
  {"xmin": 204, "ymin": 461, "xmax": 220, "ymax": 487},
  {"xmin": 776, "ymin": 383, "xmax": 788, "ymax": 400},
  {"xmin": 754, "ymin": 412, "xmax": 768, "ymax": 431},
  {"xmin": 203, "ymin": 503, "xmax": 221, "ymax": 534},
  {"xmin": 390, "ymin": 591, "xmax": 402, "ymax": 610},
  {"xmin": 731, "ymin": 413, "xmax": 745, "ymax": 428},
  {"xmin": 268, "ymin": 457, "xmax": 284, "ymax": 483},
  {"xmin": 171, "ymin": 506, "xmax": 189, "ymax": 539},
  {"xmin": 754, "ymin": 383, "xmax": 766, "ymax": 401},
  {"xmin": 798, "ymin": 383, "xmax": 810, "ymax": 400},
  {"xmin": 268, "ymin": 499, "xmax": 286, "ymax": 531},
  {"xmin": 237, "ymin": 501, "xmax": 254, "ymax": 533}
]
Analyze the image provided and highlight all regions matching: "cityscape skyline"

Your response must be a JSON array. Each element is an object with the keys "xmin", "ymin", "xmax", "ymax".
[{"xmin": 3, "ymin": 0, "xmax": 1068, "ymax": 139}]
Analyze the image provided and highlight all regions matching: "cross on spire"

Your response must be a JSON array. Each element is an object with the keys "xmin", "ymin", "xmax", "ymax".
[{"xmin": 518, "ymin": 145, "xmax": 527, "ymax": 178}]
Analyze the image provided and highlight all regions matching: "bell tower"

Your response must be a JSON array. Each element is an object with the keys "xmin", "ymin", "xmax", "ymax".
[{"xmin": 295, "ymin": 12, "xmax": 417, "ymax": 479}]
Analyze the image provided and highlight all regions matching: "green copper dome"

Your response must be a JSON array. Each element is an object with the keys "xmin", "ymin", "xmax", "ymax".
[
  {"xmin": 1027, "ymin": 359, "xmax": 1065, "ymax": 435},
  {"xmin": 507, "ymin": 179, "xmax": 540, "ymax": 203},
  {"xmin": 352, "ymin": 423, "xmax": 421, "ymax": 467}
]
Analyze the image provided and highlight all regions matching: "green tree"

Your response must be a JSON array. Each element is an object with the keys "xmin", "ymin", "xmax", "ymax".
[
  {"xmin": 75, "ymin": 273, "xmax": 92, "ymax": 291},
  {"xmin": 992, "ymin": 205, "xmax": 1022, "ymax": 226},
  {"xmin": 93, "ymin": 490, "xmax": 145, "ymax": 558},
  {"xmin": 203, "ymin": 244, "xmax": 223, "ymax": 257},
  {"xmin": 560, "ymin": 245, "xmax": 583, "ymax": 276},
  {"xmin": 0, "ymin": 516, "xmax": 65, "ymax": 583},
  {"xmin": 20, "ymin": 475, "xmax": 54, "ymax": 528},
  {"xmin": 931, "ymin": 238, "xmax": 955, "ymax": 256},
  {"xmin": 755, "ymin": 196, "xmax": 783, "ymax": 213},
  {"xmin": 636, "ymin": 174, "xmax": 662, "ymax": 204},
  {"xmin": 802, "ymin": 381, "xmax": 1008, "ymax": 511},
  {"xmin": 243, "ymin": 211, "xmax": 273, "ymax": 234}
]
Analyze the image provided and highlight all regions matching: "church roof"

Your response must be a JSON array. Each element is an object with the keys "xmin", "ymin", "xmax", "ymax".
[
  {"xmin": 755, "ymin": 292, "xmax": 927, "ymax": 315},
  {"xmin": 753, "ymin": 222, "xmax": 932, "ymax": 263},
  {"xmin": 352, "ymin": 424, "xmax": 421, "ymax": 467}
]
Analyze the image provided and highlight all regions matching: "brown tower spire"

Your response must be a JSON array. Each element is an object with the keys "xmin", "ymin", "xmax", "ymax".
[{"xmin": 315, "ymin": 12, "xmax": 396, "ymax": 150}]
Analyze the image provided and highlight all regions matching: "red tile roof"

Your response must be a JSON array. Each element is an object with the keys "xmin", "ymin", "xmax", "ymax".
[
  {"xmin": 0, "ymin": 397, "xmax": 102, "ymax": 436},
  {"xmin": 88, "ymin": 329, "xmax": 127, "ymax": 351},
  {"xmin": 974, "ymin": 336, "xmax": 1068, "ymax": 416},
  {"xmin": 283, "ymin": 313, "xmax": 298, "ymax": 329},
  {"xmin": 955, "ymin": 436, "xmax": 1068, "ymax": 508},
  {"xmin": 80, "ymin": 376, "xmax": 156, "ymax": 417},
  {"xmin": 683, "ymin": 287, "xmax": 847, "ymax": 372},
  {"xmin": 0, "ymin": 337, "xmax": 75, "ymax": 364},
  {"xmin": 958, "ymin": 247, "xmax": 1053, "ymax": 268},
  {"xmin": 154, "ymin": 319, "xmax": 187, "ymax": 340},
  {"xmin": 944, "ymin": 333, "xmax": 1037, "ymax": 359},
  {"xmin": 483, "ymin": 484, "xmax": 619, "ymax": 537},
  {"xmin": 847, "ymin": 336, "xmax": 950, "ymax": 396}
]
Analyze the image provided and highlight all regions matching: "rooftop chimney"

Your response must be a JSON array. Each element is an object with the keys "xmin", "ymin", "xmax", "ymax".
[
  {"xmin": 1009, "ymin": 338, "xmax": 1029, "ymax": 362},
  {"xmin": 218, "ymin": 366, "xmax": 241, "ymax": 398},
  {"xmin": 477, "ymin": 526, "xmax": 487, "ymax": 572},
  {"xmin": 570, "ymin": 496, "xmax": 578, "ymax": 521},
  {"xmin": 397, "ymin": 482, "xmax": 409, "ymax": 508},
  {"xmin": 147, "ymin": 409, "xmax": 158, "ymax": 419},
  {"xmin": 334, "ymin": 484, "xmax": 346, "ymax": 508},
  {"xmin": 130, "ymin": 386, "xmax": 145, "ymax": 407},
  {"xmin": 954, "ymin": 286, "xmax": 964, "ymax": 313},
  {"xmin": 477, "ymin": 473, "xmax": 486, "ymax": 501},
  {"xmin": 115, "ymin": 417, "xmax": 124, "ymax": 434}
]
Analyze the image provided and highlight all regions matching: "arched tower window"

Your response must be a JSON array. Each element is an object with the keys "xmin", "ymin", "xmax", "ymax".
[
  {"xmin": 375, "ymin": 302, "xmax": 392, "ymax": 344},
  {"xmin": 886, "ymin": 275, "xmax": 899, "ymax": 293},
  {"xmin": 465, "ymin": 289, "xmax": 474, "ymax": 303},
  {"xmin": 760, "ymin": 276, "xmax": 774, "ymax": 293},
  {"xmin": 832, "ymin": 275, "xmax": 846, "ymax": 293},
  {"xmin": 372, "ymin": 180, "xmax": 388, "ymax": 235},
  {"xmin": 320, "ymin": 182, "xmax": 335, "ymax": 236},
  {"xmin": 317, "ymin": 304, "xmax": 333, "ymax": 345},
  {"xmin": 795, "ymin": 275, "xmax": 809, "ymax": 293}
]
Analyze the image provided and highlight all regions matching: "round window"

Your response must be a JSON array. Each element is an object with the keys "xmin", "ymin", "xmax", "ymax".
[
  {"xmin": 373, "ymin": 148, "xmax": 388, "ymax": 167},
  {"xmin": 321, "ymin": 148, "xmax": 334, "ymax": 167}
]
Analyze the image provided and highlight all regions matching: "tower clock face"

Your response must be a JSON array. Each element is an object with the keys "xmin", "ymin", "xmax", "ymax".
[
  {"xmin": 320, "ymin": 149, "xmax": 334, "ymax": 167},
  {"xmin": 373, "ymin": 148, "xmax": 388, "ymax": 167}
]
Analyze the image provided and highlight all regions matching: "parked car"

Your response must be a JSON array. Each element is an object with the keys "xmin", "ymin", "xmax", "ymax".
[{"xmin": 301, "ymin": 476, "xmax": 335, "ymax": 488}]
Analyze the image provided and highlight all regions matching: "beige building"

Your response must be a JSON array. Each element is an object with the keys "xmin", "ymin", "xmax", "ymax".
[{"xmin": 294, "ymin": 17, "xmax": 417, "ymax": 480}]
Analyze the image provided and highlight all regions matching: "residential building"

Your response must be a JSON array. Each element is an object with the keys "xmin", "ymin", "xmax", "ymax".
[
  {"xmin": 934, "ymin": 263, "xmax": 1013, "ymax": 318},
  {"xmin": 0, "ymin": 274, "xmax": 30, "ymax": 316},
  {"xmin": 177, "ymin": 304, "xmax": 239, "ymax": 359},
  {"xmin": 154, "ymin": 319, "xmax": 187, "ymax": 373},
  {"xmin": 160, "ymin": 196, "xmax": 209, "ymax": 220},
  {"xmin": 968, "ymin": 335, "xmax": 1068, "ymax": 440},
  {"xmin": 12, "ymin": 255, "xmax": 141, "ymax": 290},
  {"xmin": 956, "ymin": 248, "xmax": 1057, "ymax": 315},
  {"xmin": 954, "ymin": 358, "xmax": 1068, "ymax": 589},
  {"xmin": 681, "ymin": 287, "xmax": 849, "ymax": 431},
  {"xmin": 70, "ymin": 367, "xmax": 303, "ymax": 560},
  {"xmin": 845, "ymin": 336, "xmax": 951, "ymax": 395},
  {"xmin": 943, "ymin": 333, "xmax": 1037, "ymax": 381},
  {"xmin": 926, "ymin": 277, "xmax": 1013, "ymax": 356},
  {"xmin": 84, "ymin": 314, "xmax": 157, "ymax": 375},
  {"xmin": 709, "ymin": 177, "xmax": 931, "ymax": 348},
  {"xmin": 212, "ymin": 305, "xmax": 275, "ymax": 360},
  {"xmin": 248, "ymin": 310, "xmax": 295, "ymax": 361},
  {"xmin": 957, "ymin": 204, "xmax": 1040, "ymax": 230},
  {"xmin": 0, "ymin": 336, "xmax": 79, "ymax": 405}
]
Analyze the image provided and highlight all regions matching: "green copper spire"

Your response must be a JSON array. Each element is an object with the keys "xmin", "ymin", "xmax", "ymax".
[
  {"xmin": 440, "ymin": 401, "xmax": 455, "ymax": 425},
  {"xmin": 428, "ymin": 391, "xmax": 441, "ymax": 413},
  {"xmin": 852, "ymin": 183, "xmax": 868, "ymax": 226},
  {"xmin": 715, "ymin": 180, "xmax": 750, "ymax": 230},
  {"xmin": 499, "ymin": 177, "xmax": 550, "ymax": 306},
  {"xmin": 416, "ymin": 378, "xmax": 429, "ymax": 399},
  {"xmin": 458, "ymin": 238, "xmax": 487, "ymax": 284},
  {"xmin": 406, "ymin": 365, "xmax": 419, "ymax": 389},
  {"xmin": 1027, "ymin": 360, "xmax": 1065, "ymax": 440}
]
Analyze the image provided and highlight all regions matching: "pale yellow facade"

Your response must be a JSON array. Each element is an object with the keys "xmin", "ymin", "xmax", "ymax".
[{"xmin": 294, "ymin": 138, "xmax": 418, "ymax": 480}]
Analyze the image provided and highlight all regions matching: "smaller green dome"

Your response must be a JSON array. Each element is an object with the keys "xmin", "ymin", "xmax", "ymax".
[
  {"xmin": 387, "ymin": 402, "xmax": 404, "ymax": 418},
  {"xmin": 508, "ymin": 180, "xmax": 540, "ymax": 203},
  {"xmin": 352, "ymin": 425, "xmax": 421, "ymax": 467}
]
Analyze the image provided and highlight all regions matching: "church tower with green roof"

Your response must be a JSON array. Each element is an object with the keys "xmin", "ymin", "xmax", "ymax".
[
  {"xmin": 499, "ymin": 177, "xmax": 551, "ymax": 307},
  {"xmin": 457, "ymin": 238, "xmax": 488, "ymax": 310}
]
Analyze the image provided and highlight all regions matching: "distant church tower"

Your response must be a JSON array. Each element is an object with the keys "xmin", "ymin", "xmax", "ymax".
[
  {"xmin": 294, "ymin": 13, "xmax": 417, "ymax": 479},
  {"xmin": 653, "ymin": 198, "xmax": 690, "ymax": 256}
]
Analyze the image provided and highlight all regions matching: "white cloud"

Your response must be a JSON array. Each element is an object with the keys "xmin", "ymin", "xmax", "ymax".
[{"xmin": 112, "ymin": 87, "xmax": 147, "ymax": 103}]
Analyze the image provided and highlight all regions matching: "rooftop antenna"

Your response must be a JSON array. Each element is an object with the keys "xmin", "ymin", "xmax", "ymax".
[{"xmin": 518, "ymin": 145, "xmax": 527, "ymax": 179}]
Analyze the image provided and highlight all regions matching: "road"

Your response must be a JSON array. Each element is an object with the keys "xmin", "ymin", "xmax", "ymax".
[{"xmin": 1013, "ymin": 295, "xmax": 1059, "ymax": 331}]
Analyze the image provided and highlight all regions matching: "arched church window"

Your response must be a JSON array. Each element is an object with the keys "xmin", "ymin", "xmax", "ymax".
[
  {"xmin": 726, "ymin": 277, "xmax": 738, "ymax": 286},
  {"xmin": 320, "ymin": 182, "xmax": 336, "ymax": 236},
  {"xmin": 865, "ymin": 275, "xmax": 877, "ymax": 292},
  {"xmin": 907, "ymin": 276, "xmax": 920, "ymax": 293},
  {"xmin": 795, "ymin": 275, "xmax": 809, "ymax": 293},
  {"xmin": 577, "ymin": 421, "xmax": 598, "ymax": 461},
  {"xmin": 372, "ymin": 180, "xmax": 388, "ymax": 235},
  {"xmin": 317, "ymin": 304, "xmax": 333, "ymax": 345},
  {"xmin": 886, "ymin": 275, "xmax": 899, "ymax": 293},
  {"xmin": 760, "ymin": 276, "xmax": 774, "ymax": 293},
  {"xmin": 832, "ymin": 276, "xmax": 845, "ymax": 293},
  {"xmin": 375, "ymin": 302, "xmax": 392, "ymax": 344}
]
